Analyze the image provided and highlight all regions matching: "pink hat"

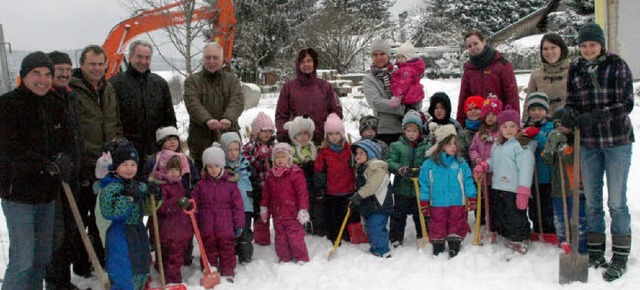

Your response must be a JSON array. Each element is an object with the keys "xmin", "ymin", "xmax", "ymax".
[
  {"xmin": 152, "ymin": 150, "xmax": 190, "ymax": 178},
  {"xmin": 271, "ymin": 143, "xmax": 293, "ymax": 167},
  {"xmin": 251, "ymin": 112, "xmax": 276, "ymax": 139},
  {"xmin": 481, "ymin": 96, "xmax": 504, "ymax": 120},
  {"xmin": 497, "ymin": 105, "xmax": 520, "ymax": 127},
  {"xmin": 323, "ymin": 113, "xmax": 345, "ymax": 138}
]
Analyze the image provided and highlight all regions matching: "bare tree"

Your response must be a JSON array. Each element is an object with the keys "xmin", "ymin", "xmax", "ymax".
[{"xmin": 120, "ymin": 0, "xmax": 216, "ymax": 76}]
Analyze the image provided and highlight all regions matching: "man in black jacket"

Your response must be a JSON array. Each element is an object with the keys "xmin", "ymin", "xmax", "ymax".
[
  {"xmin": 110, "ymin": 40, "xmax": 177, "ymax": 162},
  {"xmin": 0, "ymin": 51, "xmax": 80, "ymax": 290}
]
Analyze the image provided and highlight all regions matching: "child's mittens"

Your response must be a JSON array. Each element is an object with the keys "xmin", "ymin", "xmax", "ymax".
[
  {"xmin": 388, "ymin": 96, "xmax": 402, "ymax": 108},
  {"xmin": 398, "ymin": 166, "xmax": 420, "ymax": 178},
  {"xmin": 522, "ymin": 126, "xmax": 541, "ymax": 139},
  {"xmin": 234, "ymin": 227, "xmax": 243, "ymax": 238},
  {"xmin": 349, "ymin": 194, "xmax": 363, "ymax": 208},
  {"xmin": 147, "ymin": 181, "xmax": 162, "ymax": 200},
  {"xmin": 419, "ymin": 201, "xmax": 431, "ymax": 217},
  {"xmin": 516, "ymin": 186, "xmax": 531, "ymax": 210},
  {"xmin": 473, "ymin": 161, "xmax": 488, "ymax": 179},
  {"xmin": 467, "ymin": 198, "xmax": 477, "ymax": 211},
  {"xmin": 297, "ymin": 209, "xmax": 310, "ymax": 225},
  {"xmin": 260, "ymin": 206, "xmax": 268, "ymax": 222}
]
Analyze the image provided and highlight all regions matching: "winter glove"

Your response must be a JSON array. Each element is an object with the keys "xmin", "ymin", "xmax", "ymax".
[
  {"xmin": 516, "ymin": 186, "xmax": 531, "ymax": 210},
  {"xmin": 467, "ymin": 198, "xmax": 477, "ymax": 211},
  {"xmin": 259, "ymin": 206, "xmax": 268, "ymax": 223},
  {"xmin": 388, "ymin": 96, "xmax": 402, "ymax": 108},
  {"xmin": 234, "ymin": 227, "xmax": 243, "ymax": 238},
  {"xmin": 398, "ymin": 166, "xmax": 419, "ymax": 178},
  {"xmin": 256, "ymin": 145, "xmax": 271, "ymax": 162},
  {"xmin": 45, "ymin": 153, "xmax": 74, "ymax": 182},
  {"xmin": 147, "ymin": 181, "xmax": 162, "ymax": 201},
  {"xmin": 522, "ymin": 126, "xmax": 541, "ymax": 139},
  {"xmin": 178, "ymin": 197, "xmax": 191, "ymax": 209},
  {"xmin": 349, "ymin": 194, "xmax": 363, "ymax": 209},
  {"xmin": 578, "ymin": 109, "xmax": 605, "ymax": 131},
  {"xmin": 419, "ymin": 201, "xmax": 431, "ymax": 217},
  {"xmin": 297, "ymin": 209, "xmax": 310, "ymax": 225},
  {"xmin": 473, "ymin": 161, "xmax": 488, "ymax": 180},
  {"xmin": 560, "ymin": 108, "xmax": 579, "ymax": 129},
  {"xmin": 246, "ymin": 191, "xmax": 254, "ymax": 199}
]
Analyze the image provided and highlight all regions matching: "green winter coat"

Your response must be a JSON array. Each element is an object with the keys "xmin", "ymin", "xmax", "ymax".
[
  {"xmin": 385, "ymin": 136, "xmax": 431, "ymax": 197},
  {"xmin": 69, "ymin": 70, "xmax": 123, "ymax": 181},
  {"xmin": 457, "ymin": 127, "xmax": 477, "ymax": 165},
  {"xmin": 184, "ymin": 69, "xmax": 244, "ymax": 161}
]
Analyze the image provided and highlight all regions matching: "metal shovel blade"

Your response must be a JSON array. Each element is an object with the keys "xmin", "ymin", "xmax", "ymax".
[{"xmin": 559, "ymin": 251, "xmax": 588, "ymax": 284}]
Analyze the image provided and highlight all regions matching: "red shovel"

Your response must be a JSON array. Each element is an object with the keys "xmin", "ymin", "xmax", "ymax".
[{"xmin": 182, "ymin": 199, "xmax": 221, "ymax": 289}]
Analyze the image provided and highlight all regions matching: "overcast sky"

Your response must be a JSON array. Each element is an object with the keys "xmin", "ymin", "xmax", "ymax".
[{"xmin": 0, "ymin": 0, "xmax": 422, "ymax": 52}]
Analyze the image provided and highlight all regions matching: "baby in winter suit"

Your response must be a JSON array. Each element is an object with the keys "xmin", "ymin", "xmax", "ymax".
[{"xmin": 389, "ymin": 41, "xmax": 425, "ymax": 111}]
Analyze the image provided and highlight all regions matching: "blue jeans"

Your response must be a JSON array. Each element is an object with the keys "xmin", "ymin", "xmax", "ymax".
[
  {"xmin": 580, "ymin": 144, "xmax": 632, "ymax": 236},
  {"xmin": 364, "ymin": 213, "xmax": 390, "ymax": 256},
  {"xmin": 1, "ymin": 199, "xmax": 55, "ymax": 290}
]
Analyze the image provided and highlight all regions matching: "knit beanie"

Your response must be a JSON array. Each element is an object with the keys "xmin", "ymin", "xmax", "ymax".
[
  {"xmin": 220, "ymin": 131, "xmax": 242, "ymax": 156},
  {"xmin": 481, "ymin": 96, "xmax": 503, "ymax": 120},
  {"xmin": 95, "ymin": 152, "xmax": 112, "ymax": 179},
  {"xmin": 155, "ymin": 126, "xmax": 180, "ymax": 145},
  {"xmin": 578, "ymin": 22, "xmax": 606, "ymax": 47},
  {"xmin": 352, "ymin": 139, "xmax": 381, "ymax": 161},
  {"xmin": 110, "ymin": 142, "xmax": 139, "ymax": 171},
  {"xmin": 359, "ymin": 115, "xmax": 379, "ymax": 134},
  {"xmin": 47, "ymin": 51, "xmax": 73, "ymax": 66},
  {"xmin": 396, "ymin": 41, "xmax": 415, "ymax": 59},
  {"xmin": 371, "ymin": 38, "xmax": 391, "ymax": 56},
  {"xmin": 526, "ymin": 92, "xmax": 550, "ymax": 112},
  {"xmin": 20, "ymin": 51, "xmax": 54, "ymax": 79},
  {"xmin": 402, "ymin": 109, "xmax": 423, "ymax": 130},
  {"xmin": 324, "ymin": 113, "xmax": 345, "ymax": 138},
  {"xmin": 497, "ymin": 105, "xmax": 521, "ymax": 127},
  {"xmin": 464, "ymin": 96, "xmax": 485, "ymax": 114},
  {"xmin": 202, "ymin": 143, "xmax": 226, "ymax": 168},
  {"xmin": 271, "ymin": 143, "xmax": 293, "ymax": 163},
  {"xmin": 251, "ymin": 112, "xmax": 276, "ymax": 139},
  {"xmin": 284, "ymin": 115, "xmax": 316, "ymax": 144},
  {"xmin": 425, "ymin": 124, "xmax": 457, "ymax": 156},
  {"xmin": 427, "ymin": 92, "xmax": 452, "ymax": 121}
]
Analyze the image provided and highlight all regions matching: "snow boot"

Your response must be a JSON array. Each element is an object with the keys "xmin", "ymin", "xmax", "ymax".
[
  {"xmin": 235, "ymin": 229, "xmax": 254, "ymax": 264},
  {"xmin": 603, "ymin": 235, "xmax": 631, "ymax": 282},
  {"xmin": 587, "ymin": 232, "xmax": 608, "ymax": 269},
  {"xmin": 507, "ymin": 240, "xmax": 529, "ymax": 254},
  {"xmin": 447, "ymin": 235, "xmax": 462, "ymax": 258},
  {"xmin": 432, "ymin": 240, "xmax": 445, "ymax": 256}
]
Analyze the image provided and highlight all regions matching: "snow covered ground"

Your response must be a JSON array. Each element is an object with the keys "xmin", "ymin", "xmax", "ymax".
[{"xmin": 1, "ymin": 74, "xmax": 639, "ymax": 289}]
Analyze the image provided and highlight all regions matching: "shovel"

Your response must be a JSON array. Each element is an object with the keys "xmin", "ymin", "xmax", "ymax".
[
  {"xmin": 558, "ymin": 157, "xmax": 571, "ymax": 254},
  {"xmin": 559, "ymin": 129, "xmax": 588, "ymax": 284},
  {"xmin": 148, "ymin": 195, "xmax": 187, "ymax": 290},
  {"xmin": 61, "ymin": 181, "xmax": 110, "ymax": 290},
  {"xmin": 411, "ymin": 177, "xmax": 429, "ymax": 249},
  {"xmin": 182, "ymin": 199, "xmax": 221, "ymax": 289},
  {"xmin": 473, "ymin": 176, "xmax": 483, "ymax": 245},
  {"xmin": 328, "ymin": 207, "xmax": 351, "ymax": 261}
]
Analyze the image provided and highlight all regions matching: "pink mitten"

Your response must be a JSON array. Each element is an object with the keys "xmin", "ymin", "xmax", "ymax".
[
  {"xmin": 516, "ymin": 186, "xmax": 531, "ymax": 210},
  {"xmin": 388, "ymin": 96, "xmax": 402, "ymax": 108}
]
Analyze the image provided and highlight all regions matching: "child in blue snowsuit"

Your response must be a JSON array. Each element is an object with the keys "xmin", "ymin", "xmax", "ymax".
[
  {"xmin": 99, "ymin": 141, "xmax": 161, "ymax": 289},
  {"xmin": 349, "ymin": 139, "xmax": 393, "ymax": 258}
]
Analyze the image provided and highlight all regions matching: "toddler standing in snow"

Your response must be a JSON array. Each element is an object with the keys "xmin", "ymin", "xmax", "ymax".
[
  {"xmin": 473, "ymin": 106, "xmax": 536, "ymax": 254},
  {"xmin": 242, "ymin": 112, "xmax": 276, "ymax": 245},
  {"xmin": 350, "ymin": 139, "xmax": 393, "ymax": 258},
  {"xmin": 419, "ymin": 125, "xmax": 476, "ymax": 257},
  {"xmin": 389, "ymin": 41, "xmax": 425, "ymax": 111},
  {"xmin": 192, "ymin": 145, "xmax": 244, "ymax": 281},
  {"xmin": 260, "ymin": 143, "xmax": 310, "ymax": 263}
]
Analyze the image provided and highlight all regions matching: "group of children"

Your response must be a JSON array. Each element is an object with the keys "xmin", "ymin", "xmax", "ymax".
[{"xmin": 91, "ymin": 83, "xmax": 587, "ymax": 288}]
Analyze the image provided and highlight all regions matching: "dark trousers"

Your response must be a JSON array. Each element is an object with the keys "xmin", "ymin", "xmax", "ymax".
[
  {"xmin": 389, "ymin": 194, "xmax": 423, "ymax": 244},
  {"xmin": 494, "ymin": 190, "xmax": 531, "ymax": 242},
  {"xmin": 325, "ymin": 195, "xmax": 360, "ymax": 243},
  {"xmin": 73, "ymin": 183, "xmax": 105, "ymax": 274},
  {"xmin": 377, "ymin": 133, "xmax": 402, "ymax": 147},
  {"xmin": 528, "ymin": 183, "xmax": 556, "ymax": 234}
]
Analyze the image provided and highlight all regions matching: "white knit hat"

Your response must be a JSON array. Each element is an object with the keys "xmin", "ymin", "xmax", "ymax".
[
  {"xmin": 284, "ymin": 115, "xmax": 318, "ymax": 161},
  {"xmin": 202, "ymin": 143, "xmax": 226, "ymax": 168},
  {"xmin": 396, "ymin": 41, "xmax": 416, "ymax": 59},
  {"xmin": 155, "ymin": 126, "xmax": 179, "ymax": 144},
  {"xmin": 425, "ymin": 124, "xmax": 457, "ymax": 157}
]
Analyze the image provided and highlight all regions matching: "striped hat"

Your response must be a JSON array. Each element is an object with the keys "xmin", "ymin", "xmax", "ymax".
[
  {"xmin": 526, "ymin": 92, "xmax": 550, "ymax": 112},
  {"xmin": 352, "ymin": 139, "xmax": 382, "ymax": 160}
]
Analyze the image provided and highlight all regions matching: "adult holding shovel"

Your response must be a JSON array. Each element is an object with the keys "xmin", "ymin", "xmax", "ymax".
[{"xmin": 563, "ymin": 22, "xmax": 635, "ymax": 282}]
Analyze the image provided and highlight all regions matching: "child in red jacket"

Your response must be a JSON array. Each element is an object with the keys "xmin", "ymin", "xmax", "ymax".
[
  {"xmin": 314, "ymin": 113, "xmax": 357, "ymax": 243},
  {"xmin": 389, "ymin": 41, "xmax": 425, "ymax": 111},
  {"xmin": 260, "ymin": 143, "xmax": 310, "ymax": 263}
]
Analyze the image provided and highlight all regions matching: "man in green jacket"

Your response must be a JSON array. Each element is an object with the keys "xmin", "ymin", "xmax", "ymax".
[
  {"xmin": 68, "ymin": 44, "xmax": 123, "ymax": 276},
  {"xmin": 184, "ymin": 42, "xmax": 244, "ymax": 170}
]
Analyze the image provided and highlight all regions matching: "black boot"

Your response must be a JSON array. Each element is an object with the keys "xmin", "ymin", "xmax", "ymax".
[
  {"xmin": 447, "ymin": 236, "xmax": 462, "ymax": 258},
  {"xmin": 603, "ymin": 235, "xmax": 631, "ymax": 282},
  {"xmin": 432, "ymin": 240, "xmax": 445, "ymax": 256},
  {"xmin": 587, "ymin": 232, "xmax": 607, "ymax": 269},
  {"xmin": 236, "ymin": 229, "xmax": 254, "ymax": 264}
]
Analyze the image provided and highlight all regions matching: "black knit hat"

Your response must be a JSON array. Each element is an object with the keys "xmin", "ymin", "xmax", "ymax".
[
  {"xmin": 110, "ymin": 141, "xmax": 139, "ymax": 171},
  {"xmin": 428, "ymin": 92, "xmax": 452, "ymax": 121},
  {"xmin": 20, "ymin": 51, "xmax": 54, "ymax": 79},
  {"xmin": 578, "ymin": 22, "xmax": 605, "ymax": 48},
  {"xmin": 47, "ymin": 51, "xmax": 73, "ymax": 66}
]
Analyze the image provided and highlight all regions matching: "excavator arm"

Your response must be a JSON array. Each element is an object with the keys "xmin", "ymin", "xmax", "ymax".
[{"xmin": 102, "ymin": 0, "xmax": 236, "ymax": 79}]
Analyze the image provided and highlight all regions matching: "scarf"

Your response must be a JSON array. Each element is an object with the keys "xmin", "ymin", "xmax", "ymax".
[
  {"xmin": 272, "ymin": 166, "xmax": 290, "ymax": 178},
  {"xmin": 465, "ymin": 119, "xmax": 481, "ymax": 131},
  {"xmin": 543, "ymin": 58, "xmax": 571, "ymax": 75},
  {"xmin": 470, "ymin": 46, "xmax": 497, "ymax": 70},
  {"xmin": 329, "ymin": 143, "xmax": 343, "ymax": 153},
  {"xmin": 370, "ymin": 63, "xmax": 393, "ymax": 98},
  {"xmin": 583, "ymin": 54, "xmax": 607, "ymax": 91}
]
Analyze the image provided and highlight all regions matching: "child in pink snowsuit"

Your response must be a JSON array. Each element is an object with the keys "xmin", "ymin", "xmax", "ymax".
[
  {"xmin": 260, "ymin": 143, "xmax": 310, "ymax": 263},
  {"xmin": 192, "ymin": 145, "xmax": 245, "ymax": 280},
  {"xmin": 151, "ymin": 151, "xmax": 193, "ymax": 284},
  {"xmin": 389, "ymin": 41, "xmax": 425, "ymax": 111}
]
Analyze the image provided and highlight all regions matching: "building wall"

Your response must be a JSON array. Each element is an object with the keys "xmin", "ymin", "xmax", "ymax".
[{"xmin": 596, "ymin": 0, "xmax": 640, "ymax": 79}]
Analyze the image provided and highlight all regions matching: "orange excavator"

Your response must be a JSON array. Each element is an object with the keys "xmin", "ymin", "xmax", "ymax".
[{"xmin": 102, "ymin": 0, "xmax": 236, "ymax": 79}]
